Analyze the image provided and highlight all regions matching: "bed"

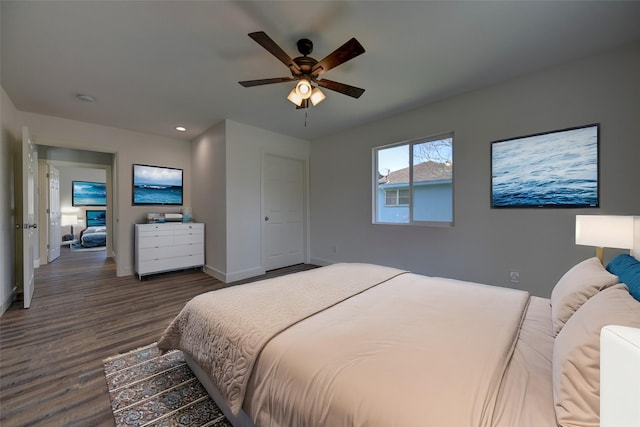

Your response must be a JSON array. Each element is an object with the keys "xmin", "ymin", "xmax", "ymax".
[
  {"xmin": 78, "ymin": 210, "xmax": 106, "ymax": 248},
  {"xmin": 158, "ymin": 255, "xmax": 640, "ymax": 427},
  {"xmin": 79, "ymin": 226, "xmax": 107, "ymax": 247}
]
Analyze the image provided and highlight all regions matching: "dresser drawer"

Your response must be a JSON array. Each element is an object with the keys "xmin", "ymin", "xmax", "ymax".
[
  {"xmin": 174, "ymin": 232, "xmax": 203, "ymax": 245},
  {"xmin": 138, "ymin": 246, "xmax": 179, "ymax": 262},
  {"xmin": 174, "ymin": 223, "xmax": 203, "ymax": 233},
  {"xmin": 136, "ymin": 223, "xmax": 175, "ymax": 232},
  {"xmin": 137, "ymin": 234, "xmax": 174, "ymax": 248},
  {"xmin": 137, "ymin": 254, "xmax": 203, "ymax": 275}
]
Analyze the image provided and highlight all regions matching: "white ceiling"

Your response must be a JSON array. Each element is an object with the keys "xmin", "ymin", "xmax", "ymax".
[{"xmin": 2, "ymin": 1, "xmax": 640, "ymax": 142}]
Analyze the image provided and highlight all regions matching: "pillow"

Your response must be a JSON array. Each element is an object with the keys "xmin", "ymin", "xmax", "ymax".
[
  {"xmin": 606, "ymin": 254, "xmax": 640, "ymax": 302},
  {"xmin": 550, "ymin": 257, "xmax": 618, "ymax": 336},
  {"xmin": 553, "ymin": 284, "xmax": 640, "ymax": 427},
  {"xmin": 84, "ymin": 226, "xmax": 106, "ymax": 233}
]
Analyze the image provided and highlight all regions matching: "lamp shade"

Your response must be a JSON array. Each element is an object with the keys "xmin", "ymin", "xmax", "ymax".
[
  {"xmin": 295, "ymin": 79, "xmax": 312, "ymax": 99},
  {"xmin": 61, "ymin": 213, "xmax": 78, "ymax": 227},
  {"xmin": 575, "ymin": 215, "xmax": 634, "ymax": 249},
  {"xmin": 287, "ymin": 88, "xmax": 303, "ymax": 106},
  {"xmin": 310, "ymin": 87, "xmax": 326, "ymax": 106}
]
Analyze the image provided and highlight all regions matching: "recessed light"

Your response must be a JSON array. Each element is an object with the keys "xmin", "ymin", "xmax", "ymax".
[
  {"xmin": 175, "ymin": 126, "xmax": 187, "ymax": 132},
  {"xmin": 76, "ymin": 94, "xmax": 96, "ymax": 102}
]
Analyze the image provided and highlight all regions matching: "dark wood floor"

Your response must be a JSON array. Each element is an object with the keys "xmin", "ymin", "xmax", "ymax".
[{"xmin": 0, "ymin": 248, "xmax": 316, "ymax": 427}]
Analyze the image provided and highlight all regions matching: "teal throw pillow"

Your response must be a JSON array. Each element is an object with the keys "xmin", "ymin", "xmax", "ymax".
[{"xmin": 607, "ymin": 254, "xmax": 640, "ymax": 302}]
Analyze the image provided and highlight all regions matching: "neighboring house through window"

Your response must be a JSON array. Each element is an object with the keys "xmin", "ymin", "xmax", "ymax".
[{"xmin": 373, "ymin": 133, "xmax": 453, "ymax": 225}]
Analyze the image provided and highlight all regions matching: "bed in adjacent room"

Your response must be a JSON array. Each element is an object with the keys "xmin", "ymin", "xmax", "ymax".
[
  {"xmin": 159, "ymin": 254, "xmax": 640, "ymax": 426},
  {"xmin": 77, "ymin": 210, "xmax": 106, "ymax": 248}
]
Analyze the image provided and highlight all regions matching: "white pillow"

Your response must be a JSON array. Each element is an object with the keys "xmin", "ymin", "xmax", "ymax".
[
  {"xmin": 550, "ymin": 257, "xmax": 618, "ymax": 336},
  {"xmin": 553, "ymin": 284, "xmax": 640, "ymax": 427}
]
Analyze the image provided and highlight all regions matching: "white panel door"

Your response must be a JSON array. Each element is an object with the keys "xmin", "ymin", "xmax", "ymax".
[
  {"xmin": 19, "ymin": 126, "xmax": 37, "ymax": 308},
  {"xmin": 263, "ymin": 154, "xmax": 304, "ymax": 271},
  {"xmin": 48, "ymin": 165, "xmax": 61, "ymax": 262}
]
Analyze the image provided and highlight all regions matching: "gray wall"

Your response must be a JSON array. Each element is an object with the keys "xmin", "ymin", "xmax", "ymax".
[{"xmin": 309, "ymin": 42, "xmax": 640, "ymax": 297}]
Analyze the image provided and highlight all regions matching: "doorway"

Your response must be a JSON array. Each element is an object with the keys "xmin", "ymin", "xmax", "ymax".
[{"xmin": 36, "ymin": 146, "xmax": 114, "ymax": 266}]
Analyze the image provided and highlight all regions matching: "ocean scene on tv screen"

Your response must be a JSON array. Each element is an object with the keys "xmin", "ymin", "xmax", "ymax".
[
  {"xmin": 73, "ymin": 181, "xmax": 106, "ymax": 206},
  {"xmin": 492, "ymin": 125, "xmax": 598, "ymax": 207},
  {"xmin": 133, "ymin": 165, "xmax": 183, "ymax": 205}
]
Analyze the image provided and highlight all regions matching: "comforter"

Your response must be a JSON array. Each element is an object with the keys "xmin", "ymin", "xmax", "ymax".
[
  {"xmin": 80, "ymin": 226, "xmax": 106, "ymax": 247},
  {"xmin": 159, "ymin": 263, "xmax": 532, "ymax": 427}
]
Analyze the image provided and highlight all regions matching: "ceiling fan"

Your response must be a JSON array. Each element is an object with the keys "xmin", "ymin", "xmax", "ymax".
[{"xmin": 239, "ymin": 31, "xmax": 365, "ymax": 108}]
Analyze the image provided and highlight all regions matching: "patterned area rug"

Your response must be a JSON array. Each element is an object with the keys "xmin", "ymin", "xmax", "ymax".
[{"xmin": 103, "ymin": 343, "xmax": 232, "ymax": 427}]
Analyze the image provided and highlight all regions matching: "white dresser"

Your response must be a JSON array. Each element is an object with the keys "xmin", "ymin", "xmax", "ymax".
[{"xmin": 134, "ymin": 223, "xmax": 204, "ymax": 279}]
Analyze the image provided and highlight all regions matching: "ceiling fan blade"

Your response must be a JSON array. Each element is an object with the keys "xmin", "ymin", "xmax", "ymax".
[
  {"xmin": 312, "ymin": 38, "xmax": 365, "ymax": 75},
  {"xmin": 315, "ymin": 78, "xmax": 365, "ymax": 99},
  {"xmin": 248, "ymin": 31, "xmax": 301, "ymax": 74},
  {"xmin": 239, "ymin": 77, "xmax": 296, "ymax": 87}
]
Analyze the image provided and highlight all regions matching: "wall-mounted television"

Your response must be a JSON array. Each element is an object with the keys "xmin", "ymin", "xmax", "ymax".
[
  {"xmin": 132, "ymin": 164, "xmax": 183, "ymax": 206},
  {"xmin": 491, "ymin": 123, "xmax": 599, "ymax": 208},
  {"xmin": 72, "ymin": 181, "xmax": 107, "ymax": 206},
  {"xmin": 86, "ymin": 210, "xmax": 106, "ymax": 227}
]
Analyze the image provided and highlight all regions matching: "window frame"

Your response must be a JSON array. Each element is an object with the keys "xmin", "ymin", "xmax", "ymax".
[{"xmin": 372, "ymin": 132, "xmax": 454, "ymax": 227}]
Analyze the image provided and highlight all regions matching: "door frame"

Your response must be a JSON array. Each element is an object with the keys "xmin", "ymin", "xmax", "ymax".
[{"xmin": 260, "ymin": 151, "xmax": 310, "ymax": 271}]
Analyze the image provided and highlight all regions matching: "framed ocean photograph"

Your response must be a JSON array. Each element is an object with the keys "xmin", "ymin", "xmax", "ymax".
[
  {"xmin": 132, "ymin": 164, "xmax": 183, "ymax": 206},
  {"xmin": 491, "ymin": 123, "xmax": 599, "ymax": 208},
  {"xmin": 72, "ymin": 181, "xmax": 107, "ymax": 206},
  {"xmin": 85, "ymin": 210, "xmax": 106, "ymax": 227}
]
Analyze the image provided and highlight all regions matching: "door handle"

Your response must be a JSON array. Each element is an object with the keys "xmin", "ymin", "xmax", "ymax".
[
  {"xmin": 264, "ymin": 216, "xmax": 269, "ymax": 221},
  {"xmin": 30, "ymin": 224, "xmax": 37, "ymax": 229}
]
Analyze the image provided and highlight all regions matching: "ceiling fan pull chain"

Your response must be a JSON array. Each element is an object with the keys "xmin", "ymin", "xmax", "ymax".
[{"xmin": 305, "ymin": 110, "xmax": 308, "ymax": 127}]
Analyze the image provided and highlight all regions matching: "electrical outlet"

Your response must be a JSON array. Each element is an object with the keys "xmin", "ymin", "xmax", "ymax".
[{"xmin": 509, "ymin": 271, "xmax": 520, "ymax": 283}]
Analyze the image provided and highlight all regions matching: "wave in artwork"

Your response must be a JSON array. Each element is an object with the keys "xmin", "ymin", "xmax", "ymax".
[
  {"xmin": 132, "ymin": 164, "xmax": 183, "ymax": 205},
  {"xmin": 73, "ymin": 181, "xmax": 106, "ymax": 206},
  {"xmin": 491, "ymin": 124, "xmax": 599, "ymax": 208}
]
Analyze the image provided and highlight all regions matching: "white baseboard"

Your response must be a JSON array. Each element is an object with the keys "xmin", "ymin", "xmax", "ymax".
[
  {"xmin": 203, "ymin": 265, "xmax": 226, "ymax": 282},
  {"xmin": 1, "ymin": 286, "xmax": 17, "ymax": 316},
  {"xmin": 203, "ymin": 265, "xmax": 266, "ymax": 284}
]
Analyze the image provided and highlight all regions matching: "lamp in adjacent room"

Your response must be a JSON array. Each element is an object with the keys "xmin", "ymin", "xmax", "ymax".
[
  {"xmin": 61, "ymin": 213, "xmax": 78, "ymax": 240},
  {"xmin": 575, "ymin": 215, "xmax": 634, "ymax": 263}
]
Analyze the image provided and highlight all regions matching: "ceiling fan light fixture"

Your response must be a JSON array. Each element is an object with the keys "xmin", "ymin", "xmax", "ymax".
[
  {"xmin": 295, "ymin": 79, "xmax": 312, "ymax": 99},
  {"xmin": 310, "ymin": 87, "xmax": 326, "ymax": 106},
  {"xmin": 287, "ymin": 88, "xmax": 304, "ymax": 106}
]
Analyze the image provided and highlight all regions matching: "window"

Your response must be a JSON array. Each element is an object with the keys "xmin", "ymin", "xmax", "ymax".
[
  {"xmin": 385, "ymin": 189, "xmax": 410, "ymax": 206},
  {"xmin": 373, "ymin": 132, "xmax": 453, "ymax": 225}
]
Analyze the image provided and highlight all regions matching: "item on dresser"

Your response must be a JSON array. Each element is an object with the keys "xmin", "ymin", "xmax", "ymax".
[
  {"xmin": 165, "ymin": 213, "xmax": 183, "ymax": 222},
  {"xmin": 134, "ymin": 223, "xmax": 204, "ymax": 280},
  {"xmin": 146, "ymin": 213, "xmax": 165, "ymax": 223},
  {"xmin": 182, "ymin": 207, "xmax": 192, "ymax": 223}
]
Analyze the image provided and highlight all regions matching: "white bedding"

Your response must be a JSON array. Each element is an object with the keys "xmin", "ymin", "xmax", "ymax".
[
  {"xmin": 244, "ymin": 273, "xmax": 531, "ymax": 427},
  {"xmin": 158, "ymin": 263, "xmax": 407, "ymax": 415},
  {"xmin": 160, "ymin": 263, "xmax": 557, "ymax": 427}
]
